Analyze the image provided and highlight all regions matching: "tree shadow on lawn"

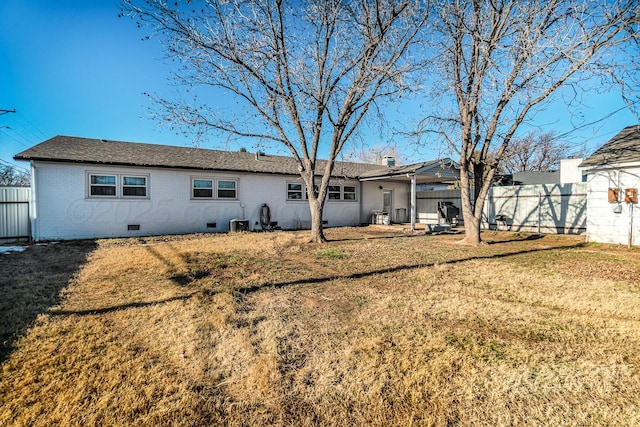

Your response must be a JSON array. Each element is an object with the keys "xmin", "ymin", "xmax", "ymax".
[
  {"xmin": 328, "ymin": 230, "xmax": 552, "ymax": 244},
  {"xmin": 34, "ymin": 239, "xmax": 586, "ymax": 322},
  {"xmin": 327, "ymin": 233, "xmax": 425, "ymax": 242},
  {"xmin": 485, "ymin": 233, "xmax": 546, "ymax": 244},
  {"xmin": 46, "ymin": 293, "xmax": 197, "ymax": 317},
  {"xmin": 237, "ymin": 241, "xmax": 587, "ymax": 295},
  {"xmin": 0, "ymin": 240, "xmax": 98, "ymax": 362}
]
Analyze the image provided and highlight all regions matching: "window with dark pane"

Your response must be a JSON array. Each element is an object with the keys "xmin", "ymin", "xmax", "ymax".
[
  {"xmin": 217, "ymin": 180, "xmax": 237, "ymax": 199},
  {"xmin": 90, "ymin": 175, "xmax": 116, "ymax": 197},
  {"xmin": 287, "ymin": 183, "xmax": 303, "ymax": 200},
  {"xmin": 193, "ymin": 179, "xmax": 213, "ymax": 198},
  {"xmin": 328, "ymin": 185, "xmax": 341, "ymax": 200},
  {"xmin": 122, "ymin": 176, "xmax": 147, "ymax": 197},
  {"xmin": 343, "ymin": 185, "xmax": 356, "ymax": 201}
]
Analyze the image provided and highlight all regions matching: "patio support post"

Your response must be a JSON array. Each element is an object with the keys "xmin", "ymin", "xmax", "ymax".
[{"xmin": 411, "ymin": 174, "xmax": 416, "ymax": 230}]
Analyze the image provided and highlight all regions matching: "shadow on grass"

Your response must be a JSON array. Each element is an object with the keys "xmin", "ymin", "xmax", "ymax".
[
  {"xmin": 0, "ymin": 240, "xmax": 98, "ymax": 363},
  {"xmin": 329, "ymin": 230, "xmax": 551, "ymax": 244},
  {"xmin": 35, "ymin": 240, "xmax": 586, "ymax": 322},
  {"xmin": 47, "ymin": 293, "xmax": 198, "ymax": 317},
  {"xmin": 236, "ymin": 242, "xmax": 587, "ymax": 295},
  {"xmin": 486, "ymin": 234, "xmax": 546, "ymax": 244},
  {"xmin": 327, "ymin": 233, "xmax": 425, "ymax": 242}
]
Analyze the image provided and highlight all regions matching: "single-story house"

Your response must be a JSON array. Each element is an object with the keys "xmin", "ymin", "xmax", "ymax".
[
  {"xmin": 14, "ymin": 136, "xmax": 460, "ymax": 241},
  {"xmin": 580, "ymin": 124, "xmax": 640, "ymax": 246}
]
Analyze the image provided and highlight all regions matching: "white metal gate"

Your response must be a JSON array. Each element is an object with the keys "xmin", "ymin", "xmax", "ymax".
[{"xmin": 0, "ymin": 187, "xmax": 30, "ymax": 241}]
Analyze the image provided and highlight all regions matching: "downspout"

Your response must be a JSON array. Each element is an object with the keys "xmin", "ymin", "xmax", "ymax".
[
  {"xmin": 412, "ymin": 175, "xmax": 417, "ymax": 230},
  {"xmin": 629, "ymin": 203, "xmax": 634, "ymax": 248},
  {"xmin": 359, "ymin": 181, "xmax": 364, "ymax": 225},
  {"xmin": 29, "ymin": 161, "xmax": 38, "ymax": 242},
  {"xmin": 618, "ymin": 170, "xmax": 635, "ymax": 248}
]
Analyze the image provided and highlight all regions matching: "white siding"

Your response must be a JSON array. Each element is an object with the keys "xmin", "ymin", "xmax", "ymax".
[
  {"xmin": 560, "ymin": 158, "xmax": 586, "ymax": 184},
  {"xmin": 31, "ymin": 162, "xmax": 363, "ymax": 240},
  {"xmin": 360, "ymin": 181, "xmax": 410, "ymax": 223},
  {"xmin": 585, "ymin": 167, "xmax": 640, "ymax": 246}
]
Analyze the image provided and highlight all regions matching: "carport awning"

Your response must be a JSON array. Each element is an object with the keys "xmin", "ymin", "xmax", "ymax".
[
  {"xmin": 358, "ymin": 158, "xmax": 461, "ymax": 183},
  {"xmin": 359, "ymin": 158, "xmax": 461, "ymax": 230}
]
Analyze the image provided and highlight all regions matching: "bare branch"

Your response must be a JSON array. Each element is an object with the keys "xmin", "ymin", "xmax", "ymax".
[
  {"xmin": 422, "ymin": 0, "xmax": 640, "ymax": 244},
  {"xmin": 121, "ymin": 0, "xmax": 429, "ymax": 242}
]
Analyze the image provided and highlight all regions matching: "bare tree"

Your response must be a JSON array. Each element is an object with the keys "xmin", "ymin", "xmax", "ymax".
[
  {"xmin": 495, "ymin": 131, "xmax": 576, "ymax": 173},
  {"xmin": 121, "ymin": 0, "xmax": 428, "ymax": 242},
  {"xmin": 0, "ymin": 164, "xmax": 30, "ymax": 187},
  {"xmin": 419, "ymin": 0, "xmax": 639, "ymax": 245},
  {"xmin": 343, "ymin": 143, "xmax": 406, "ymax": 165}
]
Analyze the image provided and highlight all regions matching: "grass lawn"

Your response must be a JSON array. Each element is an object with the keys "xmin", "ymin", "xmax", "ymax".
[{"xmin": 1, "ymin": 227, "xmax": 640, "ymax": 426}]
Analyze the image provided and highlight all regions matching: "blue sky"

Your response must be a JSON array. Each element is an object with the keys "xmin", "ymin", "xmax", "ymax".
[{"xmin": 1, "ymin": 0, "xmax": 637, "ymax": 171}]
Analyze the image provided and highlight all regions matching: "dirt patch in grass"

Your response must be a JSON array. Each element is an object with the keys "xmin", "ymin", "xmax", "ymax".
[
  {"xmin": 0, "ymin": 240, "xmax": 97, "ymax": 361},
  {"xmin": 1, "ymin": 228, "xmax": 640, "ymax": 426}
]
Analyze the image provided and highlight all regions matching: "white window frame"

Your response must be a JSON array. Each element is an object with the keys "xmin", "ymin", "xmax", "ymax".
[
  {"xmin": 328, "ymin": 185, "xmax": 341, "ymax": 200},
  {"xmin": 122, "ymin": 175, "xmax": 148, "ymax": 198},
  {"xmin": 217, "ymin": 179, "xmax": 238, "ymax": 199},
  {"xmin": 192, "ymin": 178, "xmax": 214, "ymax": 199},
  {"xmin": 286, "ymin": 182, "xmax": 358, "ymax": 202},
  {"xmin": 287, "ymin": 182, "xmax": 304, "ymax": 201},
  {"xmin": 88, "ymin": 173, "xmax": 117, "ymax": 198},
  {"xmin": 191, "ymin": 177, "xmax": 239, "ymax": 200},
  {"xmin": 87, "ymin": 172, "xmax": 150, "ymax": 199},
  {"xmin": 343, "ymin": 185, "xmax": 357, "ymax": 201}
]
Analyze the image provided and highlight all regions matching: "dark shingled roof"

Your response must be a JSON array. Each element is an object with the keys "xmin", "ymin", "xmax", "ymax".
[
  {"xmin": 580, "ymin": 125, "xmax": 640, "ymax": 168},
  {"xmin": 14, "ymin": 135, "xmax": 390, "ymax": 179},
  {"xmin": 512, "ymin": 170, "xmax": 561, "ymax": 185},
  {"xmin": 360, "ymin": 158, "xmax": 460, "ymax": 180}
]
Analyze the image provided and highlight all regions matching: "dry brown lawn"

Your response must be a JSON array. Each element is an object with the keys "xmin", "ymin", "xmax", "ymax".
[{"xmin": 1, "ymin": 227, "xmax": 640, "ymax": 426}]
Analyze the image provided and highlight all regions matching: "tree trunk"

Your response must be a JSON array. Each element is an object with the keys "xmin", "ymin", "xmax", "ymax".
[
  {"xmin": 473, "ymin": 162, "xmax": 484, "ymax": 204},
  {"xmin": 308, "ymin": 198, "xmax": 327, "ymax": 243},
  {"xmin": 459, "ymin": 163, "xmax": 483, "ymax": 246},
  {"xmin": 461, "ymin": 211, "xmax": 482, "ymax": 245}
]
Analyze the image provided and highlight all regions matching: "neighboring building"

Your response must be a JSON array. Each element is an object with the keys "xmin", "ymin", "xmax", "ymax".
[
  {"xmin": 493, "ymin": 170, "xmax": 560, "ymax": 186},
  {"xmin": 559, "ymin": 158, "xmax": 586, "ymax": 184},
  {"xmin": 492, "ymin": 159, "xmax": 585, "ymax": 186},
  {"xmin": 14, "ymin": 136, "xmax": 460, "ymax": 241},
  {"xmin": 580, "ymin": 124, "xmax": 640, "ymax": 246},
  {"xmin": 482, "ymin": 156, "xmax": 588, "ymax": 234}
]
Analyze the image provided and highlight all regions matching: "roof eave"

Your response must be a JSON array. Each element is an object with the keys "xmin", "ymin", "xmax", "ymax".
[
  {"xmin": 580, "ymin": 160, "xmax": 640, "ymax": 171},
  {"xmin": 16, "ymin": 156, "xmax": 364, "ymax": 179}
]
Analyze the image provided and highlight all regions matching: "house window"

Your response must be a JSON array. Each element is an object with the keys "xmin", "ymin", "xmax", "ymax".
[
  {"xmin": 287, "ymin": 183, "xmax": 303, "ymax": 200},
  {"xmin": 192, "ymin": 178, "xmax": 238, "ymax": 200},
  {"xmin": 122, "ymin": 176, "xmax": 147, "ymax": 197},
  {"xmin": 328, "ymin": 185, "xmax": 341, "ymax": 200},
  {"xmin": 193, "ymin": 179, "xmax": 214, "ymax": 198},
  {"xmin": 88, "ymin": 172, "xmax": 149, "ymax": 199},
  {"xmin": 287, "ymin": 182, "xmax": 357, "ymax": 201},
  {"xmin": 217, "ymin": 180, "xmax": 237, "ymax": 199},
  {"xmin": 89, "ymin": 174, "xmax": 116, "ymax": 197},
  {"xmin": 343, "ymin": 185, "xmax": 356, "ymax": 201}
]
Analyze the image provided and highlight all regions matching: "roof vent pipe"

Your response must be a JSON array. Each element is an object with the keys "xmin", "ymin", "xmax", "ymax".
[{"xmin": 383, "ymin": 156, "xmax": 395, "ymax": 167}]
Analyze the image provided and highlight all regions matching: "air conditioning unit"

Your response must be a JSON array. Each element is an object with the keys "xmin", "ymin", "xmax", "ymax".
[{"xmin": 229, "ymin": 219, "xmax": 249, "ymax": 232}]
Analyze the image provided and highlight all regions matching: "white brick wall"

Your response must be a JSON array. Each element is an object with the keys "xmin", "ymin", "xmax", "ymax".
[
  {"xmin": 31, "ymin": 162, "xmax": 371, "ymax": 240},
  {"xmin": 585, "ymin": 168, "xmax": 640, "ymax": 245}
]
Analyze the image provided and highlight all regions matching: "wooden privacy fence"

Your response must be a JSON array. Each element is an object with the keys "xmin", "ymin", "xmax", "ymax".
[
  {"xmin": 0, "ymin": 187, "xmax": 30, "ymax": 242},
  {"xmin": 482, "ymin": 183, "xmax": 587, "ymax": 234}
]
